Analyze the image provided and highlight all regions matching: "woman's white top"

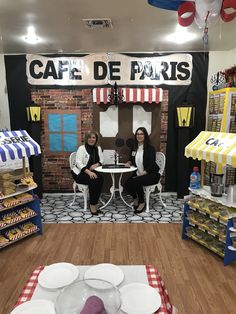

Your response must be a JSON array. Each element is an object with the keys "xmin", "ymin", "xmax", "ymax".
[
  {"xmin": 135, "ymin": 144, "xmax": 144, "ymax": 176},
  {"xmin": 72, "ymin": 145, "xmax": 103, "ymax": 175}
]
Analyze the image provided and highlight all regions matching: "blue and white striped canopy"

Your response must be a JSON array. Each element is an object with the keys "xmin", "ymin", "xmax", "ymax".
[{"xmin": 0, "ymin": 130, "xmax": 41, "ymax": 162}]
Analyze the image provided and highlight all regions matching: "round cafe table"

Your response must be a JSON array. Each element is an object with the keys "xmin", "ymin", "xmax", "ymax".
[{"xmin": 96, "ymin": 165, "xmax": 137, "ymax": 209}]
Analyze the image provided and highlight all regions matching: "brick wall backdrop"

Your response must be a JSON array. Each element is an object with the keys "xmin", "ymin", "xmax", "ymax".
[
  {"xmin": 32, "ymin": 88, "xmax": 168, "ymax": 192},
  {"xmin": 32, "ymin": 89, "xmax": 94, "ymax": 192}
]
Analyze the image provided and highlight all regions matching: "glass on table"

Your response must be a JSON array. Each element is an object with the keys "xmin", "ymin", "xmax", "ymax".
[{"xmin": 55, "ymin": 278, "xmax": 121, "ymax": 314}]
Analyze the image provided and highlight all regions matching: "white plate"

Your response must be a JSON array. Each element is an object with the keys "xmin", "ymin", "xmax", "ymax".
[
  {"xmin": 84, "ymin": 263, "xmax": 124, "ymax": 286},
  {"xmin": 11, "ymin": 299, "xmax": 55, "ymax": 314},
  {"xmin": 120, "ymin": 283, "xmax": 161, "ymax": 314},
  {"xmin": 38, "ymin": 262, "xmax": 79, "ymax": 289}
]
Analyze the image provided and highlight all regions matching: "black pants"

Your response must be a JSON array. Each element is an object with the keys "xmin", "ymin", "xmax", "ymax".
[
  {"xmin": 124, "ymin": 173, "xmax": 160, "ymax": 203},
  {"xmin": 71, "ymin": 171, "xmax": 104, "ymax": 205}
]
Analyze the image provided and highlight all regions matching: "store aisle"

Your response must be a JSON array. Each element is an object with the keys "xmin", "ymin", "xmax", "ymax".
[{"xmin": 41, "ymin": 193, "xmax": 183, "ymax": 223}]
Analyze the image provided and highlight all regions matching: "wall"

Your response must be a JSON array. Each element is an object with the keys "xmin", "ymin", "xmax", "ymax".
[
  {"xmin": 208, "ymin": 49, "xmax": 236, "ymax": 92},
  {"xmin": 0, "ymin": 55, "xmax": 10, "ymax": 129}
]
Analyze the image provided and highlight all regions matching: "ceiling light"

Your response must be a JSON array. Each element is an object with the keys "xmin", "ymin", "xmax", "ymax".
[
  {"xmin": 165, "ymin": 25, "xmax": 197, "ymax": 44},
  {"xmin": 24, "ymin": 26, "xmax": 39, "ymax": 44}
]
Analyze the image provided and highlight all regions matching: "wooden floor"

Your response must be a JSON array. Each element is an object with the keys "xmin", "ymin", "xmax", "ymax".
[{"xmin": 0, "ymin": 223, "xmax": 236, "ymax": 314}]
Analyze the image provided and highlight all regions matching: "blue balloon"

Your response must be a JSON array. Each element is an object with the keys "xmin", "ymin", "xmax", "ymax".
[{"xmin": 148, "ymin": 0, "xmax": 186, "ymax": 11}]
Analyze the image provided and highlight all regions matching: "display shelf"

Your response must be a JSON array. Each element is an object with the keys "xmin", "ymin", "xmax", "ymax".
[
  {"xmin": 0, "ymin": 188, "xmax": 42, "ymax": 249},
  {"xmin": 182, "ymin": 197, "xmax": 236, "ymax": 265},
  {"xmin": 186, "ymin": 233, "xmax": 224, "ymax": 258},
  {"xmin": 188, "ymin": 203, "xmax": 229, "ymax": 224},
  {"xmin": 0, "ymin": 228, "xmax": 39, "ymax": 249},
  {"xmin": 0, "ymin": 197, "xmax": 35, "ymax": 213},
  {"xmin": 0, "ymin": 130, "xmax": 42, "ymax": 249},
  {"xmin": 189, "ymin": 186, "xmax": 236, "ymax": 210},
  {"xmin": 0, "ymin": 184, "xmax": 37, "ymax": 200},
  {"xmin": 187, "ymin": 216, "xmax": 226, "ymax": 242},
  {"xmin": 204, "ymin": 87, "xmax": 236, "ymax": 186},
  {"xmin": 207, "ymin": 87, "xmax": 236, "ymax": 133},
  {"xmin": 0, "ymin": 213, "xmax": 37, "ymax": 231}
]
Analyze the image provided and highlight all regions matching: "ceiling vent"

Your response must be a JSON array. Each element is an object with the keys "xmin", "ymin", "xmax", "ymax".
[{"xmin": 83, "ymin": 18, "xmax": 113, "ymax": 29}]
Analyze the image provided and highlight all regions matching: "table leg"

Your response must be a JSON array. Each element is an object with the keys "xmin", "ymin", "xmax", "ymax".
[
  {"xmin": 118, "ymin": 173, "xmax": 133, "ymax": 208},
  {"xmin": 99, "ymin": 173, "xmax": 115, "ymax": 209}
]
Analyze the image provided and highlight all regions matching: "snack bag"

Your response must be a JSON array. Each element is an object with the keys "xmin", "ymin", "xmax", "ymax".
[
  {"xmin": 19, "ymin": 222, "xmax": 38, "ymax": 234},
  {"xmin": 0, "ymin": 234, "xmax": 9, "ymax": 246},
  {"xmin": 5, "ymin": 227, "xmax": 23, "ymax": 241}
]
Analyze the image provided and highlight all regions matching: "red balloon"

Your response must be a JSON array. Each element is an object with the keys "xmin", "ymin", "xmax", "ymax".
[
  {"xmin": 178, "ymin": 1, "xmax": 196, "ymax": 27},
  {"xmin": 221, "ymin": 0, "xmax": 236, "ymax": 22}
]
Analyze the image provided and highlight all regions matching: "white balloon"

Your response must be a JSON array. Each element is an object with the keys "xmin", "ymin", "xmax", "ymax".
[{"xmin": 194, "ymin": 0, "xmax": 223, "ymax": 28}]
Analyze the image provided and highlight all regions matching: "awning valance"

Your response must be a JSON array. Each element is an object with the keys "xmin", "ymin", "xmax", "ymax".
[
  {"xmin": 185, "ymin": 131, "xmax": 236, "ymax": 167},
  {"xmin": 93, "ymin": 87, "xmax": 163, "ymax": 104},
  {"xmin": 0, "ymin": 130, "xmax": 41, "ymax": 162}
]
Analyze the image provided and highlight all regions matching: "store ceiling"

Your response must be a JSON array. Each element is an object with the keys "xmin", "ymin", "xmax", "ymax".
[{"xmin": 0, "ymin": 0, "xmax": 236, "ymax": 54}]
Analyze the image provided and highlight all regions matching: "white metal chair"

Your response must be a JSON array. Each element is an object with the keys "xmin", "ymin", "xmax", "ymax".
[
  {"xmin": 69, "ymin": 152, "xmax": 88, "ymax": 210},
  {"xmin": 144, "ymin": 152, "xmax": 166, "ymax": 212}
]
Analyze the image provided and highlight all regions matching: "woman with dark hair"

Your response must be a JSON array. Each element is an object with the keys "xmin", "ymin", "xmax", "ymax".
[
  {"xmin": 71, "ymin": 131, "xmax": 104, "ymax": 215},
  {"xmin": 124, "ymin": 127, "xmax": 160, "ymax": 213}
]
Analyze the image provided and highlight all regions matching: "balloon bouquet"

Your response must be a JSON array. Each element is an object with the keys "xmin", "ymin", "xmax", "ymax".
[{"xmin": 148, "ymin": 0, "xmax": 236, "ymax": 45}]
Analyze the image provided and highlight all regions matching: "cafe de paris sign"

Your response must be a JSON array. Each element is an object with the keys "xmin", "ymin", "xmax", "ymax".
[{"xmin": 26, "ymin": 53, "xmax": 193, "ymax": 86}]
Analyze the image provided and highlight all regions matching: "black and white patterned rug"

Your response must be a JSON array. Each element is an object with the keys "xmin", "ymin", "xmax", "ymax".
[{"xmin": 41, "ymin": 193, "xmax": 183, "ymax": 224}]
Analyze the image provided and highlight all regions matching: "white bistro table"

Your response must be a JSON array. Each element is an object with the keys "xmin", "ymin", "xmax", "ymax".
[{"xmin": 96, "ymin": 165, "xmax": 137, "ymax": 209}]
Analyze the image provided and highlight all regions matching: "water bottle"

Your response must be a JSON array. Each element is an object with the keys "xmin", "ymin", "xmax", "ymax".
[{"xmin": 190, "ymin": 166, "xmax": 201, "ymax": 189}]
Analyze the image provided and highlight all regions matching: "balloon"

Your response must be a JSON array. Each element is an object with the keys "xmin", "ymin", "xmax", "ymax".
[
  {"xmin": 178, "ymin": 1, "xmax": 196, "ymax": 26},
  {"xmin": 194, "ymin": 0, "xmax": 223, "ymax": 28},
  {"xmin": 221, "ymin": 0, "xmax": 236, "ymax": 22}
]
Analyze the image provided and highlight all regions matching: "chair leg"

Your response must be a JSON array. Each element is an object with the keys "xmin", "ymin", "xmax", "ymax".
[
  {"xmin": 70, "ymin": 182, "xmax": 77, "ymax": 206},
  {"xmin": 99, "ymin": 197, "xmax": 105, "ymax": 206},
  {"xmin": 145, "ymin": 188, "xmax": 150, "ymax": 213},
  {"xmin": 159, "ymin": 185, "xmax": 166, "ymax": 208},
  {"xmin": 83, "ymin": 190, "xmax": 88, "ymax": 211}
]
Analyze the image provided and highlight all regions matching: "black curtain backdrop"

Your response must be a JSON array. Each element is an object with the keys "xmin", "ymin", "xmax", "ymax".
[
  {"xmin": 5, "ymin": 53, "xmax": 209, "ymax": 193},
  {"xmin": 5, "ymin": 55, "xmax": 31, "ymax": 129},
  {"xmin": 165, "ymin": 52, "xmax": 208, "ymax": 192},
  {"xmin": 4, "ymin": 55, "xmax": 43, "ymax": 197}
]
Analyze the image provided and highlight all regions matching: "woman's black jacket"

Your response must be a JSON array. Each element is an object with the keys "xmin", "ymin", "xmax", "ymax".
[{"xmin": 128, "ymin": 143, "xmax": 160, "ymax": 178}]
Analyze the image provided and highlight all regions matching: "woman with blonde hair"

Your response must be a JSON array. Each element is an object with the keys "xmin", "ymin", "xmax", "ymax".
[{"xmin": 71, "ymin": 131, "xmax": 104, "ymax": 215}]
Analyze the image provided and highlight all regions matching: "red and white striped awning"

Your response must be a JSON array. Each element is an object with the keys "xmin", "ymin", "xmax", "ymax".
[{"xmin": 93, "ymin": 87, "xmax": 163, "ymax": 104}]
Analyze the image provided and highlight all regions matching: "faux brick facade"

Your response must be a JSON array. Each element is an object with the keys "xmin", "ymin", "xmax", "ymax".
[
  {"xmin": 31, "ymin": 88, "xmax": 168, "ymax": 192},
  {"xmin": 32, "ymin": 89, "xmax": 94, "ymax": 192}
]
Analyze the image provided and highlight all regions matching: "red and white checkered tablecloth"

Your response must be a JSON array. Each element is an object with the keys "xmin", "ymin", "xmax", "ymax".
[
  {"xmin": 15, "ymin": 266, "xmax": 45, "ymax": 307},
  {"xmin": 15, "ymin": 265, "xmax": 178, "ymax": 313},
  {"xmin": 146, "ymin": 265, "xmax": 178, "ymax": 314}
]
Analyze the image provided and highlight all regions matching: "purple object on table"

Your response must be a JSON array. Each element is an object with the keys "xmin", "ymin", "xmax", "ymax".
[{"xmin": 80, "ymin": 296, "xmax": 107, "ymax": 314}]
